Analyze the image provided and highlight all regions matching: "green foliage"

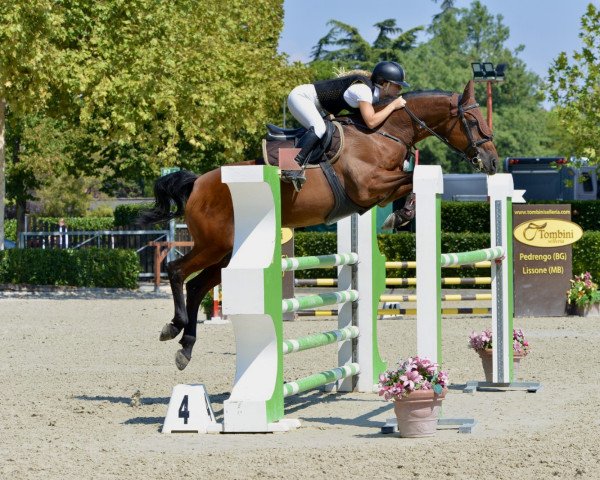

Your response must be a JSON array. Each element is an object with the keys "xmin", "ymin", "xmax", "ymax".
[
  {"xmin": 570, "ymin": 201, "xmax": 600, "ymax": 231},
  {"xmin": 4, "ymin": 219, "xmax": 17, "ymax": 242},
  {"xmin": 1, "ymin": 0, "xmax": 310, "ymax": 220},
  {"xmin": 30, "ymin": 216, "xmax": 114, "ymax": 231},
  {"xmin": 308, "ymin": 2, "xmax": 556, "ymax": 171},
  {"xmin": 311, "ymin": 19, "xmax": 423, "ymax": 66},
  {"xmin": 34, "ymin": 173, "xmax": 99, "ymax": 217},
  {"xmin": 114, "ymin": 204, "xmax": 154, "ymax": 228},
  {"xmin": 572, "ymin": 232, "xmax": 600, "ymax": 281},
  {"xmin": 0, "ymin": 248, "xmax": 139, "ymax": 288},
  {"xmin": 546, "ymin": 4, "xmax": 600, "ymax": 163},
  {"xmin": 441, "ymin": 202, "xmax": 490, "ymax": 232}
]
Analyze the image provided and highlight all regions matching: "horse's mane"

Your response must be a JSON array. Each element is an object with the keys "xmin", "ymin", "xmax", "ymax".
[
  {"xmin": 372, "ymin": 89, "xmax": 454, "ymax": 109},
  {"xmin": 401, "ymin": 89, "xmax": 453, "ymax": 99}
]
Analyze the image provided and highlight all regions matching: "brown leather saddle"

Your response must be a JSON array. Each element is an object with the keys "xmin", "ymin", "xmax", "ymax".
[
  {"xmin": 261, "ymin": 121, "xmax": 344, "ymax": 169},
  {"xmin": 258, "ymin": 121, "xmax": 371, "ymax": 225}
]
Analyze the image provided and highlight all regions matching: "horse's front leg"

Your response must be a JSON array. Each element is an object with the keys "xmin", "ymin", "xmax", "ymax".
[{"xmin": 175, "ymin": 258, "xmax": 228, "ymax": 370}]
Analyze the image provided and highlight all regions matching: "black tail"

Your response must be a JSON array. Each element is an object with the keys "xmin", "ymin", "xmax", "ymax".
[{"xmin": 137, "ymin": 170, "xmax": 198, "ymax": 226}]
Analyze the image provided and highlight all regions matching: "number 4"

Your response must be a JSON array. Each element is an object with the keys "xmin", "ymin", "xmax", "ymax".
[{"xmin": 178, "ymin": 395, "xmax": 190, "ymax": 424}]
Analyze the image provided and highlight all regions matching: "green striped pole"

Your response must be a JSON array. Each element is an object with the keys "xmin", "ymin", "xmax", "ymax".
[
  {"xmin": 282, "ymin": 326, "xmax": 359, "ymax": 354},
  {"xmin": 440, "ymin": 247, "xmax": 504, "ymax": 267},
  {"xmin": 282, "ymin": 253, "xmax": 358, "ymax": 272},
  {"xmin": 282, "ymin": 290, "xmax": 358, "ymax": 313},
  {"xmin": 283, "ymin": 364, "xmax": 360, "ymax": 397}
]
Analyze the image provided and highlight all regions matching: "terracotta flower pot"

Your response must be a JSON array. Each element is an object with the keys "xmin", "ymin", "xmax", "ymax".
[
  {"xmin": 393, "ymin": 388, "xmax": 447, "ymax": 438},
  {"xmin": 478, "ymin": 348, "xmax": 527, "ymax": 382}
]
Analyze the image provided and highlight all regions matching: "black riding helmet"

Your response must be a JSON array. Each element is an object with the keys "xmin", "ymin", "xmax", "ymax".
[{"xmin": 371, "ymin": 61, "xmax": 410, "ymax": 88}]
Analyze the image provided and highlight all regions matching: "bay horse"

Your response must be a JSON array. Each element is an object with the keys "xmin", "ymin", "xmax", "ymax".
[{"xmin": 140, "ymin": 80, "xmax": 498, "ymax": 370}]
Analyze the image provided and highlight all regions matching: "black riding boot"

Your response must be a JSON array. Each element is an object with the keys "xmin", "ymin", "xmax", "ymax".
[
  {"xmin": 281, "ymin": 127, "xmax": 321, "ymax": 192},
  {"xmin": 382, "ymin": 192, "xmax": 417, "ymax": 231}
]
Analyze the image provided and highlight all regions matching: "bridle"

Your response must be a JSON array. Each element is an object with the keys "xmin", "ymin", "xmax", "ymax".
[
  {"xmin": 402, "ymin": 99, "xmax": 494, "ymax": 171},
  {"xmin": 338, "ymin": 95, "xmax": 494, "ymax": 171}
]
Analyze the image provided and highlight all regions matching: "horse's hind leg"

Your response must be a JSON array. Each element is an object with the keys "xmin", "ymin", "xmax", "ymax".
[{"xmin": 175, "ymin": 255, "xmax": 230, "ymax": 370}]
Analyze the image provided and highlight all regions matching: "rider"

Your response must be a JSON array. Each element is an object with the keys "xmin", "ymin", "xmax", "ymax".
[{"xmin": 282, "ymin": 61, "xmax": 409, "ymax": 191}]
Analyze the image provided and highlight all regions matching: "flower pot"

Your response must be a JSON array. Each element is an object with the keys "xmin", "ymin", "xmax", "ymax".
[
  {"xmin": 478, "ymin": 348, "xmax": 527, "ymax": 381},
  {"xmin": 393, "ymin": 388, "xmax": 446, "ymax": 438},
  {"xmin": 566, "ymin": 302, "xmax": 600, "ymax": 317}
]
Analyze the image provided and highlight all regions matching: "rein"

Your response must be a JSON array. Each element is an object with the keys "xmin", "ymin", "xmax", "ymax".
[
  {"xmin": 403, "ymin": 101, "xmax": 494, "ymax": 171},
  {"xmin": 339, "ymin": 98, "xmax": 494, "ymax": 171}
]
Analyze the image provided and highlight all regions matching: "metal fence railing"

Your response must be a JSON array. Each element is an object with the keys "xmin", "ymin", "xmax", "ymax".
[
  {"xmin": 18, "ymin": 220, "xmax": 195, "ymax": 280},
  {"xmin": 20, "ymin": 230, "xmax": 171, "ymax": 279}
]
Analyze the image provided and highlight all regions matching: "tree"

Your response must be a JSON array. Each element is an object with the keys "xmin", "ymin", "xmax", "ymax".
[
  {"xmin": 308, "ymin": 2, "xmax": 556, "ymax": 172},
  {"xmin": 547, "ymin": 3, "xmax": 600, "ymax": 163},
  {"xmin": 1, "ymin": 0, "xmax": 309, "ymax": 240},
  {"xmin": 0, "ymin": 1, "xmax": 65, "ymax": 247},
  {"xmin": 310, "ymin": 18, "xmax": 423, "ymax": 73}
]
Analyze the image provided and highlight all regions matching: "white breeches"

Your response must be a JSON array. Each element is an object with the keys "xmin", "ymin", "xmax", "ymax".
[{"xmin": 287, "ymin": 84, "xmax": 327, "ymax": 138}]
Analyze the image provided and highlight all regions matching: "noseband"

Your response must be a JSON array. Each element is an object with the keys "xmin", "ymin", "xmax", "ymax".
[{"xmin": 404, "ymin": 100, "xmax": 494, "ymax": 171}]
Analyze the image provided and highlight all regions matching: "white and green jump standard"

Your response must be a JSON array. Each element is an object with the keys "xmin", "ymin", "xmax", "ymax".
[
  {"xmin": 220, "ymin": 164, "xmax": 387, "ymax": 432},
  {"xmin": 413, "ymin": 165, "xmax": 541, "ymax": 393}
]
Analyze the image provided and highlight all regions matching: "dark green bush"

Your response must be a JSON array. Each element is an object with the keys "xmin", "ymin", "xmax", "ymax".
[
  {"xmin": 441, "ymin": 202, "xmax": 490, "ymax": 233},
  {"xmin": 569, "ymin": 201, "xmax": 600, "ymax": 231},
  {"xmin": 4, "ymin": 219, "xmax": 17, "ymax": 242},
  {"xmin": 114, "ymin": 204, "xmax": 152, "ymax": 227},
  {"xmin": 30, "ymin": 216, "xmax": 114, "ymax": 231},
  {"xmin": 0, "ymin": 248, "xmax": 139, "ymax": 288},
  {"xmin": 572, "ymin": 232, "xmax": 600, "ymax": 280},
  {"xmin": 438, "ymin": 200, "xmax": 600, "ymax": 233}
]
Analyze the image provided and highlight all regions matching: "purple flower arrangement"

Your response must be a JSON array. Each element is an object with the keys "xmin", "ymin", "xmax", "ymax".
[{"xmin": 378, "ymin": 356, "xmax": 448, "ymax": 401}]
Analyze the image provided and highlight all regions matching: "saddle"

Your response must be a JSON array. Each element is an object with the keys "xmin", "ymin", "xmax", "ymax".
[
  {"xmin": 259, "ymin": 120, "xmax": 371, "ymax": 225},
  {"xmin": 261, "ymin": 121, "xmax": 344, "ymax": 169}
]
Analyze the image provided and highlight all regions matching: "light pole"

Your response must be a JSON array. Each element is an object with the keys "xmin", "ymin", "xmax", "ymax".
[{"xmin": 471, "ymin": 62, "xmax": 506, "ymax": 131}]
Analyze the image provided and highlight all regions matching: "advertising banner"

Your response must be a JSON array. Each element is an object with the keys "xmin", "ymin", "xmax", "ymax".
[{"xmin": 513, "ymin": 205, "xmax": 582, "ymax": 317}]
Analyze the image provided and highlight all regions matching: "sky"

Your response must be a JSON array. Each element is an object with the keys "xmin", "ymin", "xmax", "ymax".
[{"xmin": 279, "ymin": 0, "xmax": 593, "ymax": 82}]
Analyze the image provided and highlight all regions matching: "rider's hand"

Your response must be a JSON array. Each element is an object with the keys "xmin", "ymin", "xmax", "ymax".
[{"xmin": 392, "ymin": 96, "xmax": 406, "ymax": 110}]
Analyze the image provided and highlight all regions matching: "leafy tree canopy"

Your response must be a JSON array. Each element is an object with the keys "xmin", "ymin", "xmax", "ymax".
[
  {"xmin": 307, "ymin": 1, "xmax": 560, "ymax": 172},
  {"xmin": 546, "ymin": 3, "xmax": 600, "ymax": 164}
]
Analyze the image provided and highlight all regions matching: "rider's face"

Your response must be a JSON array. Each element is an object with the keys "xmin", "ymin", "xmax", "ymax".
[{"xmin": 382, "ymin": 82, "xmax": 402, "ymax": 97}]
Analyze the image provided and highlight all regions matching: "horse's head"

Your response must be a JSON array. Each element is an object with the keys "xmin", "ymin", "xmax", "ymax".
[{"xmin": 446, "ymin": 80, "xmax": 498, "ymax": 174}]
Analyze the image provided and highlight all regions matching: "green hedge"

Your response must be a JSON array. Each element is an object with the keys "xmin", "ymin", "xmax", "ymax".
[
  {"xmin": 294, "ymin": 231, "xmax": 600, "ymax": 282},
  {"xmin": 29, "ymin": 216, "xmax": 114, "ymax": 231},
  {"xmin": 114, "ymin": 204, "xmax": 151, "ymax": 227},
  {"xmin": 441, "ymin": 202, "xmax": 490, "ymax": 233},
  {"xmin": 572, "ymin": 232, "xmax": 600, "ymax": 280},
  {"xmin": 440, "ymin": 200, "xmax": 600, "ymax": 233},
  {"xmin": 0, "ymin": 248, "xmax": 139, "ymax": 288}
]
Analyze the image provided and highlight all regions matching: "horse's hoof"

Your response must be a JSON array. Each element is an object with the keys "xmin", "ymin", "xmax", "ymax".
[
  {"xmin": 159, "ymin": 323, "xmax": 181, "ymax": 341},
  {"xmin": 175, "ymin": 349, "xmax": 190, "ymax": 371},
  {"xmin": 381, "ymin": 212, "xmax": 396, "ymax": 230}
]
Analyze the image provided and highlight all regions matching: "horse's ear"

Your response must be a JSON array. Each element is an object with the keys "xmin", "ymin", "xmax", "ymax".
[{"xmin": 460, "ymin": 80, "xmax": 475, "ymax": 105}]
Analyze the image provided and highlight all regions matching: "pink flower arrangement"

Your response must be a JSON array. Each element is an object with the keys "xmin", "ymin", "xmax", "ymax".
[
  {"xmin": 567, "ymin": 272, "xmax": 600, "ymax": 307},
  {"xmin": 377, "ymin": 356, "xmax": 448, "ymax": 401},
  {"xmin": 468, "ymin": 328, "xmax": 530, "ymax": 355}
]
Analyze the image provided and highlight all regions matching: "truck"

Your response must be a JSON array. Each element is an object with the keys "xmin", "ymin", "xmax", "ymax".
[{"xmin": 442, "ymin": 157, "xmax": 599, "ymax": 202}]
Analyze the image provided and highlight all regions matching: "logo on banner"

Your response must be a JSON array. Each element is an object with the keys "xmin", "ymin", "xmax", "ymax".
[{"xmin": 514, "ymin": 219, "xmax": 583, "ymax": 247}]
